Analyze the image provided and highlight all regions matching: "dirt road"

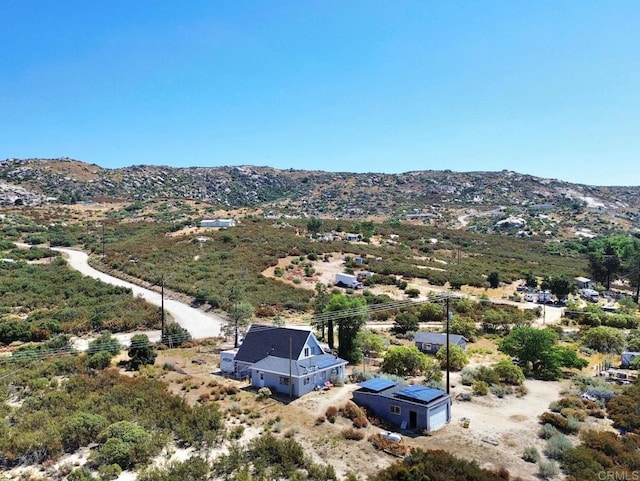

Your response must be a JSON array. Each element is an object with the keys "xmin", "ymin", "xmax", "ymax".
[{"xmin": 54, "ymin": 247, "xmax": 224, "ymax": 339}]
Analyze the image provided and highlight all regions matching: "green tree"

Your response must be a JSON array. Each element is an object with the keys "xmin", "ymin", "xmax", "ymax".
[
  {"xmin": 499, "ymin": 327, "xmax": 586, "ymax": 380},
  {"xmin": 446, "ymin": 315, "xmax": 478, "ymax": 342},
  {"xmin": 523, "ymin": 271, "xmax": 538, "ymax": 289},
  {"xmin": 381, "ymin": 346, "xmax": 431, "ymax": 376},
  {"xmin": 547, "ymin": 274, "xmax": 575, "ymax": 301},
  {"xmin": 225, "ymin": 282, "xmax": 254, "ymax": 348},
  {"xmin": 436, "ymin": 344, "xmax": 468, "ymax": 371},
  {"xmin": 161, "ymin": 322, "xmax": 192, "ymax": 348},
  {"xmin": 581, "ymin": 326, "xmax": 626, "ymax": 353},
  {"xmin": 87, "ymin": 332, "xmax": 121, "ymax": 356},
  {"xmin": 306, "ymin": 217, "xmax": 323, "ymax": 235},
  {"xmin": 312, "ymin": 282, "xmax": 332, "ymax": 343},
  {"xmin": 324, "ymin": 294, "xmax": 367, "ymax": 362},
  {"xmin": 487, "ymin": 271, "xmax": 500, "ymax": 288},
  {"xmin": 356, "ymin": 329, "xmax": 387, "ymax": 358},
  {"xmin": 391, "ymin": 312, "xmax": 419, "ymax": 335},
  {"xmin": 127, "ymin": 334, "xmax": 157, "ymax": 370}
]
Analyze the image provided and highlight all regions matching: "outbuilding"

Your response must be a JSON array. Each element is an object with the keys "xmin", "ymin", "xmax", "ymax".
[
  {"xmin": 200, "ymin": 219, "xmax": 236, "ymax": 228},
  {"xmin": 352, "ymin": 378, "xmax": 451, "ymax": 432},
  {"xmin": 414, "ymin": 332, "xmax": 467, "ymax": 355}
]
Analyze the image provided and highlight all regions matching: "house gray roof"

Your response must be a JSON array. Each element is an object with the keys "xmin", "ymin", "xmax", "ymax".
[
  {"xmin": 414, "ymin": 332, "xmax": 467, "ymax": 345},
  {"xmin": 250, "ymin": 354, "xmax": 347, "ymax": 377},
  {"xmin": 235, "ymin": 324, "xmax": 313, "ymax": 363}
]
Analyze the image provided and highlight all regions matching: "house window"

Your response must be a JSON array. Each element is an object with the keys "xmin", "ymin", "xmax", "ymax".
[
  {"xmin": 389, "ymin": 405, "xmax": 401, "ymax": 415},
  {"xmin": 423, "ymin": 343, "xmax": 432, "ymax": 351},
  {"xmin": 259, "ymin": 372, "xmax": 264, "ymax": 381},
  {"xmin": 304, "ymin": 347, "xmax": 310, "ymax": 357},
  {"xmin": 279, "ymin": 377, "xmax": 290, "ymax": 386},
  {"xmin": 304, "ymin": 377, "xmax": 310, "ymax": 385}
]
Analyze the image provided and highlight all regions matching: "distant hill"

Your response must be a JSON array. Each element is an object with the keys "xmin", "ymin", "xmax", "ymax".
[{"xmin": 1, "ymin": 157, "xmax": 639, "ymax": 238}]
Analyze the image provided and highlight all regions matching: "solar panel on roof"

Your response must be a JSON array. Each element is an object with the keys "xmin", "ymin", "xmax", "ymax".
[
  {"xmin": 396, "ymin": 385, "xmax": 443, "ymax": 403},
  {"xmin": 359, "ymin": 378, "xmax": 396, "ymax": 392}
]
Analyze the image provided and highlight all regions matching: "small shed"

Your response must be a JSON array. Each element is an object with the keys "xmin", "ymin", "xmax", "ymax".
[
  {"xmin": 414, "ymin": 332, "xmax": 467, "ymax": 355},
  {"xmin": 621, "ymin": 352, "xmax": 640, "ymax": 369},
  {"xmin": 353, "ymin": 378, "xmax": 451, "ymax": 432},
  {"xmin": 219, "ymin": 348, "xmax": 239, "ymax": 374}
]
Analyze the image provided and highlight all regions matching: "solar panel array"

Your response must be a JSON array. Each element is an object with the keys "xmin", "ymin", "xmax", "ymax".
[
  {"xmin": 359, "ymin": 378, "xmax": 396, "ymax": 392},
  {"xmin": 396, "ymin": 385, "xmax": 443, "ymax": 403}
]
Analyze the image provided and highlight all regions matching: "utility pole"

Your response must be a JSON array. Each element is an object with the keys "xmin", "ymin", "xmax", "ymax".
[
  {"xmin": 446, "ymin": 295, "xmax": 450, "ymax": 395},
  {"xmin": 161, "ymin": 274, "xmax": 165, "ymax": 336},
  {"xmin": 289, "ymin": 337, "xmax": 293, "ymax": 399}
]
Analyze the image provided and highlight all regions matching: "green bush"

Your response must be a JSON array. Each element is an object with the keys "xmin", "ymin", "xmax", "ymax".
[
  {"xmin": 537, "ymin": 460, "xmax": 559, "ymax": 479},
  {"xmin": 544, "ymin": 433, "xmax": 573, "ymax": 460},
  {"xmin": 522, "ymin": 446, "xmax": 540, "ymax": 463},
  {"xmin": 472, "ymin": 380, "xmax": 489, "ymax": 396},
  {"xmin": 92, "ymin": 421, "xmax": 158, "ymax": 470}
]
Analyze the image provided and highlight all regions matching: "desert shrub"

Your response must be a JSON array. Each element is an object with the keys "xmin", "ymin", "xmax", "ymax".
[
  {"xmin": 560, "ymin": 445, "xmax": 612, "ymax": 479},
  {"xmin": 513, "ymin": 384, "xmax": 528, "ymax": 397},
  {"xmin": 560, "ymin": 408, "xmax": 586, "ymax": 422},
  {"xmin": 342, "ymin": 428, "xmax": 365, "ymax": 441},
  {"xmin": 490, "ymin": 384, "xmax": 508, "ymax": 398},
  {"xmin": 256, "ymin": 387, "xmax": 272, "ymax": 401},
  {"xmin": 539, "ymin": 412, "xmax": 580, "ymax": 434},
  {"xmin": 405, "ymin": 288, "xmax": 421, "ymax": 298},
  {"xmin": 473, "ymin": 366, "xmax": 500, "ymax": 385},
  {"xmin": 62, "ymin": 412, "xmax": 109, "ymax": 452},
  {"xmin": 353, "ymin": 416, "xmax": 368, "ymax": 428},
  {"xmin": 460, "ymin": 368, "xmax": 475, "ymax": 386},
  {"xmin": 556, "ymin": 396, "xmax": 584, "ymax": 410},
  {"xmin": 325, "ymin": 406, "xmax": 338, "ymax": 423},
  {"xmin": 537, "ymin": 459, "xmax": 559, "ymax": 479},
  {"xmin": 315, "ymin": 416, "xmax": 325, "ymax": 425},
  {"xmin": 548, "ymin": 401, "xmax": 562, "ymax": 412},
  {"xmin": 68, "ymin": 467, "xmax": 99, "ymax": 481},
  {"xmin": 539, "ymin": 423, "xmax": 560, "ymax": 440},
  {"xmin": 98, "ymin": 464, "xmax": 122, "ymax": 481},
  {"xmin": 472, "ymin": 380, "xmax": 489, "ymax": 396},
  {"xmin": 341, "ymin": 402, "xmax": 366, "ymax": 421},
  {"xmin": 522, "ymin": 446, "xmax": 540, "ymax": 463},
  {"xmin": 229, "ymin": 425, "xmax": 245, "ymax": 440},
  {"xmin": 493, "ymin": 360, "xmax": 525, "ymax": 385},
  {"xmin": 544, "ymin": 433, "xmax": 573, "ymax": 460},
  {"xmin": 92, "ymin": 421, "xmax": 156, "ymax": 469}
]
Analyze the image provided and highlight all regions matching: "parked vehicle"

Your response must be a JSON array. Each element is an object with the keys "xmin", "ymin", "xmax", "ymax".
[
  {"xmin": 380, "ymin": 431, "xmax": 402, "ymax": 443},
  {"xmin": 335, "ymin": 272, "xmax": 363, "ymax": 289}
]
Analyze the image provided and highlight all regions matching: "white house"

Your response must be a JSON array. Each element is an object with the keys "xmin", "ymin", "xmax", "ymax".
[{"xmin": 201, "ymin": 219, "xmax": 236, "ymax": 228}]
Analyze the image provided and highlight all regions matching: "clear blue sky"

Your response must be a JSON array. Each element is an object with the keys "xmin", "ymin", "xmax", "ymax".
[{"xmin": 1, "ymin": 1, "xmax": 639, "ymax": 186}]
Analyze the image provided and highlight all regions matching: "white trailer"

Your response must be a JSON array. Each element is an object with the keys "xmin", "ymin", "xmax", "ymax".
[{"xmin": 335, "ymin": 272, "xmax": 363, "ymax": 289}]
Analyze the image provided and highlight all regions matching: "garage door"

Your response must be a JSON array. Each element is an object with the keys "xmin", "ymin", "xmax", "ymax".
[{"xmin": 428, "ymin": 404, "xmax": 448, "ymax": 431}]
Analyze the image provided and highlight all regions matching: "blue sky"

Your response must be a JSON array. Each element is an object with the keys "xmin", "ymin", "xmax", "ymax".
[{"xmin": 1, "ymin": 1, "xmax": 638, "ymax": 186}]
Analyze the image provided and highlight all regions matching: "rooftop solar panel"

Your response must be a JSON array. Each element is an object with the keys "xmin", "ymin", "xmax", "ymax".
[
  {"xmin": 359, "ymin": 378, "xmax": 396, "ymax": 392},
  {"xmin": 396, "ymin": 385, "xmax": 443, "ymax": 403}
]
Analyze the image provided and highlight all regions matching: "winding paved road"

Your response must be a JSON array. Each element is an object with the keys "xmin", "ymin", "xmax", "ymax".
[{"xmin": 53, "ymin": 248, "xmax": 224, "ymax": 340}]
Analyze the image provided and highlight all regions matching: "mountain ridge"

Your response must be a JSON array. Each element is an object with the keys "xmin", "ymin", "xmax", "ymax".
[{"xmin": 1, "ymin": 157, "xmax": 638, "ymax": 238}]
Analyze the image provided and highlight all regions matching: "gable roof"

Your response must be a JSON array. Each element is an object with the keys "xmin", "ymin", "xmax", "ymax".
[
  {"xmin": 235, "ymin": 324, "xmax": 313, "ymax": 363},
  {"xmin": 250, "ymin": 353, "xmax": 347, "ymax": 377},
  {"xmin": 414, "ymin": 332, "xmax": 467, "ymax": 345}
]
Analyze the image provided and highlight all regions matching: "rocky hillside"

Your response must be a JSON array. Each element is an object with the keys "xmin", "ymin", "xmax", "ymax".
[{"xmin": 1, "ymin": 157, "xmax": 638, "ymax": 238}]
